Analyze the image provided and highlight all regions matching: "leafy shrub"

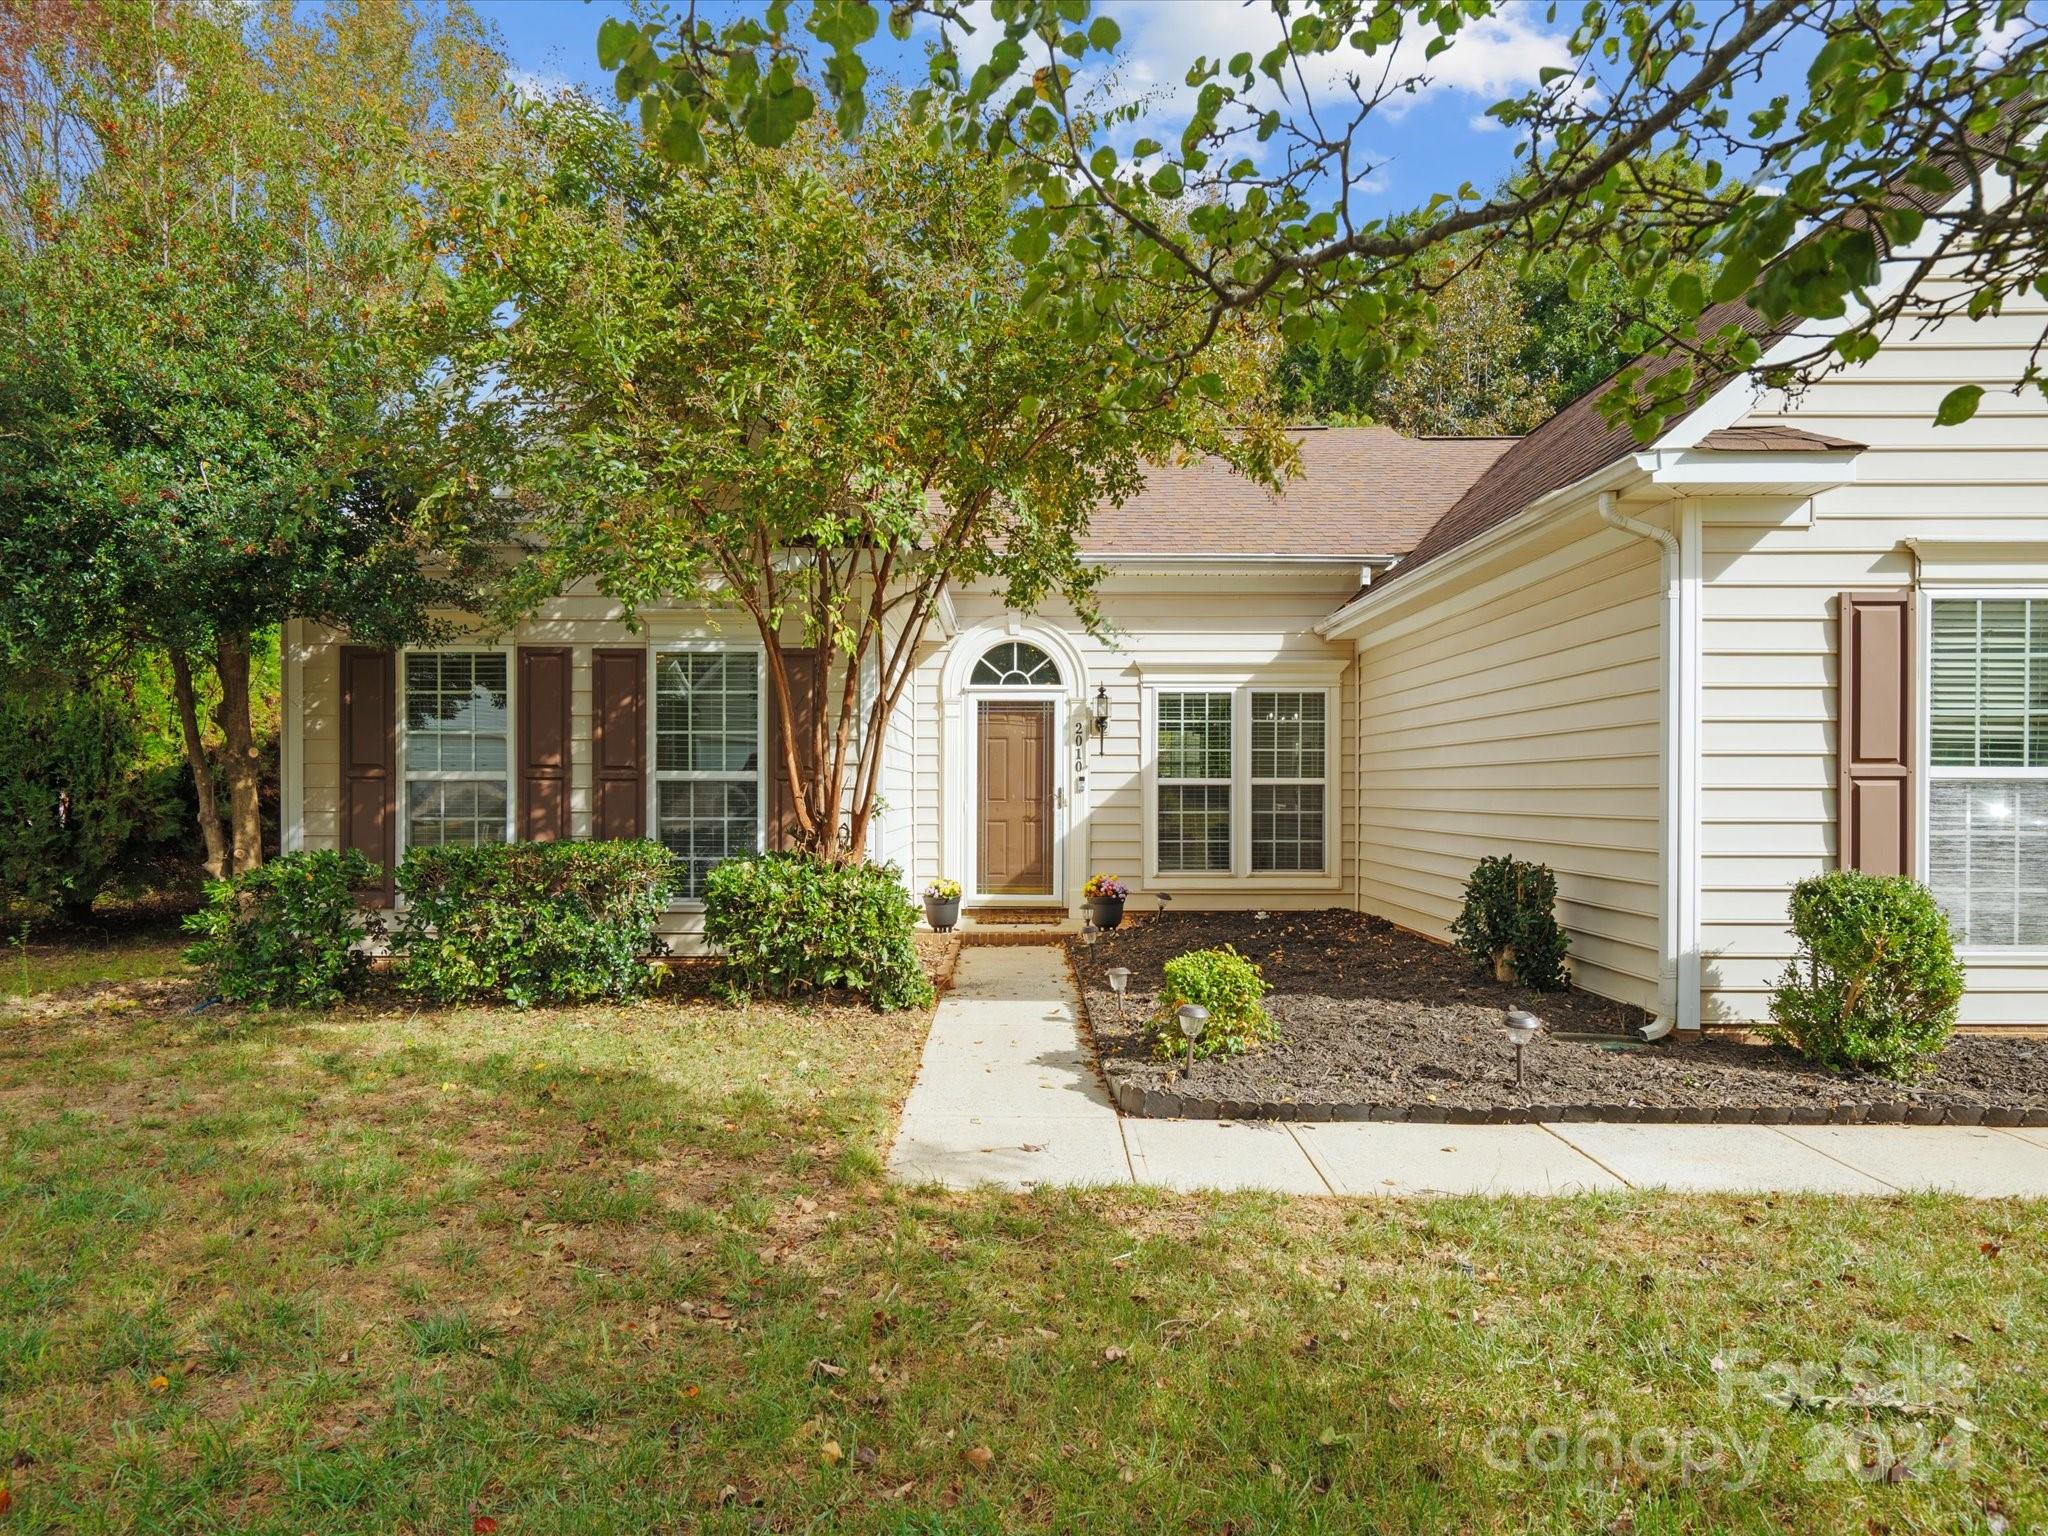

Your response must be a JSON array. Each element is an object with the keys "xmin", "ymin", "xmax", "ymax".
[
  {"xmin": 1767, "ymin": 871, "xmax": 1963, "ymax": 1080},
  {"xmin": 1451, "ymin": 855, "xmax": 1571, "ymax": 991},
  {"xmin": 1151, "ymin": 945, "xmax": 1274, "ymax": 1061},
  {"xmin": 394, "ymin": 841, "xmax": 676, "ymax": 1007},
  {"xmin": 183, "ymin": 849, "xmax": 381, "ymax": 1008},
  {"xmin": 0, "ymin": 673, "xmax": 179, "ymax": 921},
  {"xmin": 703, "ymin": 851, "xmax": 934, "ymax": 1011}
]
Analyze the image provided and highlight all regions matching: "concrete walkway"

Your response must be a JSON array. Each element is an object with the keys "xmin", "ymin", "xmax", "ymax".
[{"xmin": 888, "ymin": 946, "xmax": 2048, "ymax": 1198}]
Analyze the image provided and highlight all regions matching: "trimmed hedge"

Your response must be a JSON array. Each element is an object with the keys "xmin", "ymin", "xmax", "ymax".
[
  {"xmin": 393, "ymin": 840, "xmax": 676, "ymax": 1007},
  {"xmin": 1150, "ymin": 944, "xmax": 1274, "ymax": 1061},
  {"xmin": 1768, "ymin": 870, "xmax": 1963, "ymax": 1080},
  {"xmin": 183, "ymin": 849, "xmax": 382, "ymax": 1008},
  {"xmin": 703, "ymin": 851, "xmax": 933, "ymax": 1011}
]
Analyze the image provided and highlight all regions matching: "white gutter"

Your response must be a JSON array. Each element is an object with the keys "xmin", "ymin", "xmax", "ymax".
[{"xmin": 1598, "ymin": 491, "xmax": 1701, "ymax": 1036}]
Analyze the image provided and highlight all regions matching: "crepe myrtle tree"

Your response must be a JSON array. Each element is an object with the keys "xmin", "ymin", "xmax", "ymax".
[
  {"xmin": 0, "ymin": 0, "xmax": 514, "ymax": 876},
  {"xmin": 438, "ymin": 93, "xmax": 1285, "ymax": 863},
  {"xmin": 599, "ymin": 0, "xmax": 2048, "ymax": 436}
]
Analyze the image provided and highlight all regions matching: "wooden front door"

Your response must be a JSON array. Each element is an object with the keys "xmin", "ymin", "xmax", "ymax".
[{"xmin": 978, "ymin": 701, "xmax": 1054, "ymax": 895}]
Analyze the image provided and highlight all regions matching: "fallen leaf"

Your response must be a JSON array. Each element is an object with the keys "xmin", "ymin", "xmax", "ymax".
[
  {"xmin": 961, "ymin": 1445, "xmax": 994, "ymax": 1471},
  {"xmin": 1102, "ymin": 1346, "xmax": 1126, "ymax": 1364},
  {"xmin": 147, "ymin": 1374, "xmax": 169, "ymax": 1393},
  {"xmin": 473, "ymin": 1519, "xmax": 499, "ymax": 1535},
  {"xmin": 819, "ymin": 1439, "xmax": 844, "ymax": 1467},
  {"xmin": 811, "ymin": 1359, "xmax": 847, "ymax": 1379},
  {"xmin": 853, "ymin": 1446, "xmax": 879, "ymax": 1470},
  {"xmin": 0, "ymin": 1486, "xmax": 11, "ymax": 1517}
]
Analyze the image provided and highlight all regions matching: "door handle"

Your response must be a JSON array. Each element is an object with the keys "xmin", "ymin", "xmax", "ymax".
[{"xmin": 1055, "ymin": 786, "xmax": 1067, "ymax": 810}]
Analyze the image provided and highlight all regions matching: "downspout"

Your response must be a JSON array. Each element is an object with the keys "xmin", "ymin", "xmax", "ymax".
[{"xmin": 1599, "ymin": 492, "xmax": 1698, "ymax": 1038}]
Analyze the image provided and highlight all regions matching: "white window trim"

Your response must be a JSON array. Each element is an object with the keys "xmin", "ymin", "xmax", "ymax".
[
  {"xmin": 395, "ymin": 643, "xmax": 518, "ymax": 868},
  {"xmin": 648, "ymin": 638, "xmax": 768, "ymax": 909},
  {"xmin": 1140, "ymin": 674, "xmax": 1343, "ymax": 890},
  {"xmin": 1918, "ymin": 585, "xmax": 2048, "ymax": 959}
]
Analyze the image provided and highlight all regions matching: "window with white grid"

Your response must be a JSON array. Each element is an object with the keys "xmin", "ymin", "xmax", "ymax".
[
  {"xmin": 654, "ymin": 650, "xmax": 762, "ymax": 898},
  {"xmin": 1251, "ymin": 691, "xmax": 1326, "ymax": 872},
  {"xmin": 403, "ymin": 651, "xmax": 510, "ymax": 848},
  {"xmin": 1928, "ymin": 597, "xmax": 2048, "ymax": 946},
  {"xmin": 1156, "ymin": 691, "xmax": 1232, "ymax": 872}
]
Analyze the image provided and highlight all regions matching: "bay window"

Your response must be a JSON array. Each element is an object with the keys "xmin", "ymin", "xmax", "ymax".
[
  {"xmin": 403, "ymin": 651, "xmax": 511, "ymax": 848},
  {"xmin": 1928, "ymin": 596, "xmax": 2048, "ymax": 946},
  {"xmin": 654, "ymin": 649, "xmax": 764, "ymax": 899}
]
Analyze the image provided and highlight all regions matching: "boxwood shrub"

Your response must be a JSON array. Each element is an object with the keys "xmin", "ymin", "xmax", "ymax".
[
  {"xmin": 1151, "ymin": 945, "xmax": 1274, "ymax": 1061},
  {"xmin": 1451, "ymin": 854, "xmax": 1571, "ymax": 991},
  {"xmin": 1767, "ymin": 870, "xmax": 1963, "ymax": 1080},
  {"xmin": 702, "ymin": 851, "xmax": 934, "ymax": 1011},
  {"xmin": 183, "ymin": 849, "xmax": 382, "ymax": 1009},
  {"xmin": 393, "ymin": 840, "xmax": 676, "ymax": 1007}
]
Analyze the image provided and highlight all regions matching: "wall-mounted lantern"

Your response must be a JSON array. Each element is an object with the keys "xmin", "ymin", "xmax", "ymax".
[{"xmin": 1091, "ymin": 682, "xmax": 1111, "ymax": 753}]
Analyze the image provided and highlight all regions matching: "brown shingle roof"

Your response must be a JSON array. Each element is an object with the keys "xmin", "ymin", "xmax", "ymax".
[
  {"xmin": 1696, "ymin": 424, "xmax": 1865, "ymax": 452},
  {"xmin": 1082, "ymin": 425, "xmax": 1515, "ymax": 558}
]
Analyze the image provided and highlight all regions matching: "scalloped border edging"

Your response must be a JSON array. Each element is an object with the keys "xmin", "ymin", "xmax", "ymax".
[{"xmin": 1106, "ymin": 1079, "xmax": 2048, "ymax": 1127}]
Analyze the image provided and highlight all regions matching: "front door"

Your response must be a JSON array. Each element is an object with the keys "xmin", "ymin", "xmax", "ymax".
[{"xmin": 978, "ymin": 700, "xmax": 1054, "ymax": 896}]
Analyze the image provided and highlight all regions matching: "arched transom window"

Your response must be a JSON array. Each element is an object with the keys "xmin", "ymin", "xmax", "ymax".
[{"xmin": 971, "ymin": 640, "xmax": 1061, "ymax": 687}]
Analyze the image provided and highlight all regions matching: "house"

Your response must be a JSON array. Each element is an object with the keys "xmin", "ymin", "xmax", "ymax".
[{"xmin": 280, "ymin": 277, "xmax": 2048, "ymax": 1036}]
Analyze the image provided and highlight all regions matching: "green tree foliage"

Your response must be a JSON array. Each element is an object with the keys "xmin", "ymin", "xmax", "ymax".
[
  {"xmin": 608, "ymin": 0, "xmax": 2048, "ymax": 435},
  {"xmin": 438, "ymin": 93, "xmax": 1286, "ymax": 862},
  {"xmin": 0, "ymin": 668, "xmax": 183, "ymax": 923},
  {"xmin": 0, "ymin": 0, "xmax": 514, "ymax": 877}
]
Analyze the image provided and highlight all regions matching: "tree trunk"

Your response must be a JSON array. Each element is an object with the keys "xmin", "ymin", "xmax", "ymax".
[
  {"xmin": 169, "ymin": 647, "xmax": 229, "ymax": 881},
  {"xmin": 213, "ymin": 632, "xmax": 264, "ymax": 873}
]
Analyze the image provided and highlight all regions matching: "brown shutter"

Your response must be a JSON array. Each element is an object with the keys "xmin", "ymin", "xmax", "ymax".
[
  {"xmin": 766, "ymin": 646, "xmax": 819, "ymax": 850},
  {"xmin": 591, "ymin": 648, "xmax": 646, "ymax": 841},
  {"xmin": 518, "ymin": 646, "xmax": 572, "ymax": 842},
  {"xmin": 339, "ymin": 645, "xmax": 397, "ymax": 905},
  {"xmin": 1839, "ymin": 590, "xmax": 1915, "ymax": 876}
]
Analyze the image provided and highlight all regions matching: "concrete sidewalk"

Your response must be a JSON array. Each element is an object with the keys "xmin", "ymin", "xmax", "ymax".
[{"xmin": 888, "ymin": 946, "xmax": 2048, "ymax": 1198}]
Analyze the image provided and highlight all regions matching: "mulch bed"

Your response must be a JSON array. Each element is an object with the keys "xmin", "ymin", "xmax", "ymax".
[{"xmin": 1070, "ymin": 910, "xmax": 2048, "ymax": 1126}]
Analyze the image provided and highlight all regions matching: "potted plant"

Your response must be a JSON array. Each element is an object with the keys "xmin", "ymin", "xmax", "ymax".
[
  {"xmin": 923, "ymin": 878, "xmax": 963, "ymax": 933},
  {"xmin": 1083, "ymin": 873, "xmax": 1128, "ymax": 931}
]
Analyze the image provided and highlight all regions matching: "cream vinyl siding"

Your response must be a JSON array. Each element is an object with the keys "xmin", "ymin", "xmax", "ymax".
[
  {"xmin": 1698, "ymin": 297, "xmax": 2048, "ymax": 1028},
  {"xmin": 1352, "ymin": 508, "xmax": 1665, "ymax": 1012},
  {"xmin": 909, "ymin": 575, "xmax": 1362, "ymax": 908}
]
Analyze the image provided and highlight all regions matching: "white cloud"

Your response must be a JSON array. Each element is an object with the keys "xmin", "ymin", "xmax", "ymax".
[{"xmin": 506, "ymin": 65, "xmax": 575, "ymax": 101}]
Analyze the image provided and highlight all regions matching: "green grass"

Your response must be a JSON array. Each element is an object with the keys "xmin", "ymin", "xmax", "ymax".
[
  {"xmin": 1, "ymin": 952, "xmax": 2044, "ymax": 1533},
  {"xmin": 1, "ymin": 920, "xmax": 190, "ymax": 999}
]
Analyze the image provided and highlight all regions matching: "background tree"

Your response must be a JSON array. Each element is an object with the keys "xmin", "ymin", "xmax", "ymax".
[
  {"xmin": 603, "ymin": 0, "xmax": 2048, "ymax": 434},
  {"xmin": 439, "ymin": 93, "xmax": 1286, "ymax": 863},
  {"xmin": 0, "ymin": 0, "xmax": 513, "ymax": 877}
]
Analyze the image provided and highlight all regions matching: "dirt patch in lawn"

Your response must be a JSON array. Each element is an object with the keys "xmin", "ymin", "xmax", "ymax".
[{"xmin": 1072, "ymin": 910, "xmax": 2048, "ymax": 1121}]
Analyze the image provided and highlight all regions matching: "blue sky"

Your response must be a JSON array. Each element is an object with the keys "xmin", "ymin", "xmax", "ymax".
[{"xmin": 478, "ymin": 0, "xmax": 1650, "ymax": 215}]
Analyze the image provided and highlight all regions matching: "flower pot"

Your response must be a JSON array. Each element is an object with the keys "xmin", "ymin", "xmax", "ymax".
[
  {"xmin": 1086, "ymin": 895, "xmax": 1126, "ymax": 931},
  {"xmin": 924, "ymin": 895, "xmax": 961, "ymax": 933}
]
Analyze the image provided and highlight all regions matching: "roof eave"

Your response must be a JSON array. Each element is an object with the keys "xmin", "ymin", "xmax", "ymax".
[{"xmin": 1315, "ymin": 457, "xmax": 1649, "ymax": 639}]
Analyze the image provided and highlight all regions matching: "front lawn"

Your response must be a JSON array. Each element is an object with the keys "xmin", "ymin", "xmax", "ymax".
[{"xmin": 2, "ymin": 953, "xmax": 2046, "ymax": 1533}]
